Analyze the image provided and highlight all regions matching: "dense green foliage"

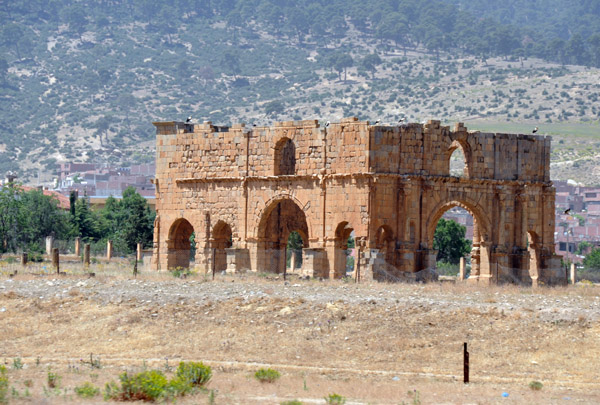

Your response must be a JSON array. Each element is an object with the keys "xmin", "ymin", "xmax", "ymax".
[
  {"xmin": 2, "ymin": 0, "xmax": 600, "ymax": 179},
  {"xmin": 0, "ymin": 184, "xmax": 154, "ymax": 254},
  {"xmin": 433, "ymin": 218, "xmax": 471, "ymax": 265},
  {"xmin": 254, "ymin": 367, "xmax": 281, "ymax": 383},
  {"xmin": 175, "ymin": 361, "xmax": 212, "ymax": 386},
  {"xmin": 74, "ymin": 382, "xmax": 100, "ymax": 398},
  {"xmin": 583, "ymin": 247, "xmax": 600, "ymax": 271},
  {"xmin": 105, "ymin": 363, "xmax": 211, "ymax": 402}
]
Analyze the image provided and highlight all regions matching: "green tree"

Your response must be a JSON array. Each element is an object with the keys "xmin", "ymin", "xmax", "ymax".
[
  {"xmin": 332, "ymin": 52, "xmax": 353, "ymax": 82},
  {"xmin": 360, "ymin": 53, "xmax": 382, "ymax": 79},
  {"xmin": 65, "ymin": 5, "xmax": 88, "ymax": 40},
  {"xmin": 118, "ymin": 186, "xmax": 155, "ymax": 252},
  {"xmin": 221, "ymin": 50, "xmax": 241, "ymax": 78},
  {"xmin": 583, "ymin": 247, "xmax": 600, "ymax": 271},
  {"xmin": 72, "ymin": 197, "xmax": 99, "ymax": 242},
  {"xmin": 433, "ymin": 218, "xmax": 471, "ymax": 265},
  {"xmin": 0, "ymin": 183, "xmax": 22, "ymax": 252},
  {"xmin": 1, "ymin": 23, "xmax": 24, "ymax": 59},
  {"xmin": 264, "ymin": 100, "xmax": 285, "ymax": 117},
  {"xmin": 18, "ymin": 189, "xmax": 72, "ymax": 249},
  {"xmin": 287, "ymin": 231, "xmax": 303, "ymax": 268}
]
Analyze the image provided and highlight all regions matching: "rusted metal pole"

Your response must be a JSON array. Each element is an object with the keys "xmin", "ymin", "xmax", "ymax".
[
  {"xmin": 52, "ymin": 248, "xmax": 59, "ymax": 274},
  {"xmin": 464, "ymin": 342, "xmax": 469, "ymax": 384},
  {"xmin": 84, "ymin": 243, "xmax": 91, "ymax": 267},
  {"xmin": 212, "ymin": 247, "xmax": 216, "ymax": 280}
]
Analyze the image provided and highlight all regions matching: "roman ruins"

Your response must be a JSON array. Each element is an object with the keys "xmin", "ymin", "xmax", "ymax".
[{"xmin": 151, "ymin": 117, "xmax": 565, "ymax": 285}]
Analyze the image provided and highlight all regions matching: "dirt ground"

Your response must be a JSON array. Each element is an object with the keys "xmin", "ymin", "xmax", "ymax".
[{"xmin": 1, "ymin": 271, "xmax": 600, "ymax": 404}]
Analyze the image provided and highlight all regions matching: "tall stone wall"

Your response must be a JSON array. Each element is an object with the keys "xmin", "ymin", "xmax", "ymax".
[{"xmin": 152, "ymin": 118, "xmax": 564, "ymax": 285}]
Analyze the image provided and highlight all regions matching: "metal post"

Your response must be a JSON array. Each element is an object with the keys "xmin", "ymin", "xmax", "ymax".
[
  {"xmin": 212, "ymin": 247, "xmax": 216, "ymax": 280},
  {"xmin": 463, "ymin": 342, "xmax": 469, "ymax": 384},
  {"xmin": 52, "ymin": 248, "xmax": 59, "ymax": 274},
  {"xmin": 355, "ymin": 247, "xmax": 361, "ymax": 283},
  {"xmin": 84, "ymin": 243, "xmax": 91, "ymax": 267}
]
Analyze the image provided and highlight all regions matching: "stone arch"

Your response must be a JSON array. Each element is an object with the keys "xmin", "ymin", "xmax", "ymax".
[
  {"xmin": 253, "ymin": 194, "xmax": 313, "ymax": 240},
  {"xmin": 447, "ymin": 139, "xmax": 472, "ymax": 178},
  {"xmin": 375, "ymin": 224, "xmax": 394, "ymax": 250},
  {"xmin": 167, "ymin": 218, "xmax": 195, "ymax": 269},
  {"xmin": 331, "ymin": 221, "xmax": 355, "ymax": 279},
  {"xmin": 274, "ymin": 137, "xmax": 296, "ymax": 176},
  {"xmin": 256, "ymin": 197, "xmax": 309, "ymax": 274},
  {"xmin": 426, "ymin": 199, "xmax": 489, "ymax": 246},
  {"xmin": 211, "ymin": 220, "xmax": 233, "ymax": 272},
  {"xmin": 426, "ymin": 198, "xmax": 490, "ymax": 280}
]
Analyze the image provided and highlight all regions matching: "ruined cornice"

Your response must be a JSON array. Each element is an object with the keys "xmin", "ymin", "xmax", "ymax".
[{"xmin": 174, "ymin": 173, "xmax": 553, "ymax": 188}]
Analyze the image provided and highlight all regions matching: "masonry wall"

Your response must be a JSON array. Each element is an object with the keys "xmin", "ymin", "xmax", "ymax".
[{"xmin": 152, "ymin": 118, "xmax": 564, "ymax": 285}]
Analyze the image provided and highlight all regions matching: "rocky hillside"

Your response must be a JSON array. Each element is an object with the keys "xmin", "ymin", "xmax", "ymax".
[{"xmin": 1, "ymin": 0, "xmax": 599, "ymax": 185}]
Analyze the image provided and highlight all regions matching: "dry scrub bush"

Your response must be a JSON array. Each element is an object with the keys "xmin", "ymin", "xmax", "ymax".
[
  {"xmin": 104, "ymin": 362, "xmax": 213, "ymax": 402},
  {"xmin": 254, "ymin": 368, "xmax": 281, "ymax": 383}
]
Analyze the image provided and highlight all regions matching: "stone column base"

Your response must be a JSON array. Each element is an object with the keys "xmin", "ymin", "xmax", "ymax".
[
  {"xmin": 225, "ymin": 248, "xmax": 250, "ymax": 273},
  {"xmin": 301, "ymin": 248, "xmax": 328, "ymax": 278}
]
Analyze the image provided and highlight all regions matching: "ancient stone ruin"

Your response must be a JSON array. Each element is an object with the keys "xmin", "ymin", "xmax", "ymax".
[{"xmin": 151, "ymin": 118, "xmax": 565, "ymax": 285}]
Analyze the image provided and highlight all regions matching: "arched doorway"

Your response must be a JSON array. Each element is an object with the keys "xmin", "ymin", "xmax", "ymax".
[
  {"xmin": 334, "ymin": 222, "xmax": 355, "ymax": 278},
  {"xmin": 257, "ymin": 199, "xmax": 308, "ymax": 274},
  {"xmin": 373, "ymin": 225, "xmax": 395, "ymax": 280},
  {"xmin": 167, "ymin": 218, "xmax": 195, "ymax": 269},
  {"xmin": 211, "ymin": 221, "xmax": 232, "ymax": 273},
  {"xmin": 427, "ymin": 201, "xmax": 488, "ymax": 281}
]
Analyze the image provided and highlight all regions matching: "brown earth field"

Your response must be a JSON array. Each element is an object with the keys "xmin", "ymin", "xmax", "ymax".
[{"xmin": 1, "ymin": 271, "xmax": 600, "ymax": 404}]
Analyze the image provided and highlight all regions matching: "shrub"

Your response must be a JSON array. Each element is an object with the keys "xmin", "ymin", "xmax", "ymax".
[
  {"xmin": 176, "ymin": 361, "xmax": 212, "ymax": 386},
  {"xmin": 529, "ymin": 380, "xmax": 543, "ymax": 390},
  {"xmin": 281, "ymin": 400, "xmax": 303, "ymax": 405},
  {"xmin": 12, "ymin": 358, "xmax": 23, "ymax": 370},
  {"xmin": 325, "ymin": 393, "xmax": 346, "ymax": 404},
  {"xmin": 0, "ymin": 366, "xmax": 8, "ymax": 404},
  {"xmin": 115, "ymin": 370, "xmax": 169, "ymax": 401},
  {"xmin": 254, "ymin": 368, "xmax": 281, "ymax": 383},
  {"xmin": 75, "ymin": 382, "xmax": 100, "ymax": 398},
  {"xmin": 47, "ymin": 370, "xmax": 60, "ymax": 388}
]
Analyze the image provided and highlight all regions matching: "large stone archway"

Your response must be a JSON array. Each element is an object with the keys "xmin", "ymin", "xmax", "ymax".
[
  {"xmin": 166, "ymin": 218, "xmax": 195, "ymax": 269},
  {"xmin": 151, "ymin": 118, "xmax": 565, "ymax": 285},
  {"xmin": 253, "ymin": 198, "xmax": 309, "ymax": 274}
]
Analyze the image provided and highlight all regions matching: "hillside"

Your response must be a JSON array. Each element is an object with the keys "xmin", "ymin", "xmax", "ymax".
[{"xmin": 1, "ymin": 0, "xmax": 600, "ymax": 185}]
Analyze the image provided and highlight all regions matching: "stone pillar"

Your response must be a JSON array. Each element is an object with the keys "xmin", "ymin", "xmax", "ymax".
[
  {"xmin": 354, "ymin": 247, "xmax": 362, "ymax": 282},
  {"xmin": 106, "ymin": 240, "xmax": 113, "ymax": 261},
  {"xmin": 75, "ymin": 237, "xmax": 81, "ymax": 256},
  {"xmin": 459, "ymin": 257, "xmax": 466, "ymax": 281},
  {"xmin": 570, "ymin": 263, "xmax": 576, "ymax": 284},
  {"xmin": 301, "ymin": 248, "xmax": 327, "ymax": 278},
  {"xmin": 45, "ymin": 236, "xmax": 54, "ymax": 255},
  {"xmin": 21, "ymin": 252, "xmax": 28, "ymax": 267},
  {"xmin": 84, "ymin": 243, "xmax": 91, "ymax": 267},
  {"xmin": 290, "ymin": 251, "xmax": 297, "ymax": 272},
  {"xmin": 52, "ymin": 248, "xmax": 59, "ymax": 273},
  {"xmin": 225, "ymin": 248, "xmax": 250, "ymax": 273},
  {"xmin": 136, "ymin": 243, "xmax": 143, "ymax": 261}
]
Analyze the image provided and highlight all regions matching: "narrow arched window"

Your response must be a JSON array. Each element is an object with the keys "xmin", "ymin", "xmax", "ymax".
[{"xmin": 275, "ymin": 138, "xmax": 296, "ymax": 175}]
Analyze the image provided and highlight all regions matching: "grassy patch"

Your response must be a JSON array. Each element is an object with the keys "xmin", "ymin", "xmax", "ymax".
[{"xmin": 255, "ymin": 368, "xmax": 281, "ymax": 383}]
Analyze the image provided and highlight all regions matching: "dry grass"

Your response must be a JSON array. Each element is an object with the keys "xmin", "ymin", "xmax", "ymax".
[{"xmin": 1, "ymin": 271, "xmax": 600, "ymax": 404}]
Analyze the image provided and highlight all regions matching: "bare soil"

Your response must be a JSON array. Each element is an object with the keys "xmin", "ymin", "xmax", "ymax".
[{"xmin": 1, "ymin": 271, "xmax": 600, "ymax": 404}]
